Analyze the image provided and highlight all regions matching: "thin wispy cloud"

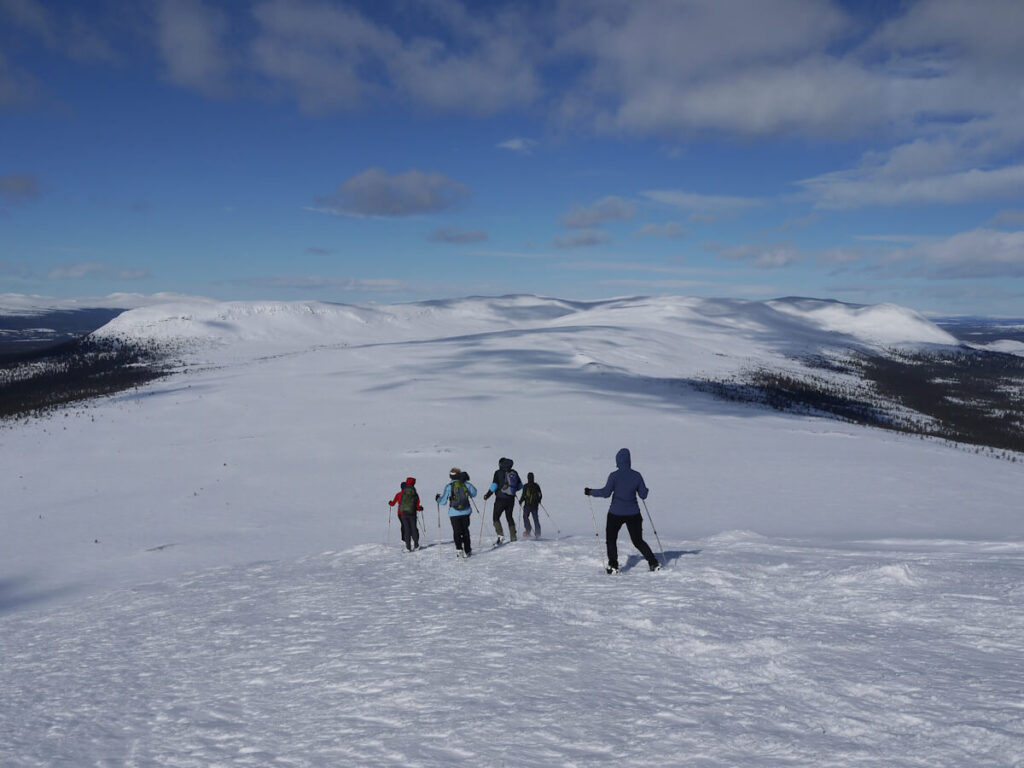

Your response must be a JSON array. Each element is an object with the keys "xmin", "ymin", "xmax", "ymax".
[
  {"xmin": 0, "ymin": 173, "xmax": 42, "ymax": 204},
  {"xmin": 553, "ymin": 230, "xmax": 612, "ymax": 249},
  {"xmin": 241, "ymin": 275, "xmax": 405, "ymax": 291},
  {"xmin": 428, "ymin": 227, "xmax": 488, "ymax": 244},
  {"xmin": 497, "ymin": 138, "xmax": 536, "ymax": 154},
  {"xmin": 643, "ymin": 189, "xmax": 761, "ymax": 222},
  {"xmin": 47, "ymin": 262, "xmax": 151, "ymax": 281},
  {"xmin": 635, "ymin": 222, "xmax": 684, "ymax": 238},
  {"xmin": 560, "ymin": 196, "xmax": 635, "ymax": 229}
]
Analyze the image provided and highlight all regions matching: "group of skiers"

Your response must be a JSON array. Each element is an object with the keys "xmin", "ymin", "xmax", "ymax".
[{"xmin": 388, "ymin": 448, "xmax": 661, "ymax": 573}]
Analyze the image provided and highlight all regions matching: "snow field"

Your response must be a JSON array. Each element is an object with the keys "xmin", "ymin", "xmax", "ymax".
[
  {"xmin": 2, "ymin": 536, "xmax": 1022, "ymax": 767},
  {"xmin": 3, "ymin": 295, "xmax": 1023, "ymax": 766}
]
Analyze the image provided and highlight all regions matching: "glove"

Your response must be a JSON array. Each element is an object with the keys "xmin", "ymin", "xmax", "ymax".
[
  {"xmin": 417, "ymin": 505, "xmax": 423, "ymax": 512},
  {"xmin": 483, "ymin": 491, "xmax": 492, "ymax": 501},
  {"xmin": 584, "ymin": 488, "xmax": 591, "ymax": 496},
  {"xmin": 388, "ymin": 500, "xmax": 395, "ymax": 507},
  {"xmin": 434, "ymin": 493, "xmax": 441, "ymax": 502}
]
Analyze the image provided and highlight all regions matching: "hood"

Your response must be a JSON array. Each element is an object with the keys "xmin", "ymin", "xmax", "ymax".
[
  {"xmin": 405, "ymin": 476, "xmax": 416, "ymax": 486},
  {"xmin": 499, "ymin": 457, "xmax": 514, "ymax": 471},
  {"xmin": 615, "ymin": 448, "xmax": 631, "ymax": 470},
  {"xmin": 527, "ymin": 472, "xmax": 534, "ymax": 482}
]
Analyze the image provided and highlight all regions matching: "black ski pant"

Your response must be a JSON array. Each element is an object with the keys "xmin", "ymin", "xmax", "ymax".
[
  {"xmin": 492, "ymin": 495, "xmax": 517, "ymax": 539},
  {"xmin": 449, "ymin": 513, "xmax": 472, "ymax": 554},
  {"xmin": 399, "ymin": 514, "xmax": 420, "ymax": 549},
  {"xmin": 522, "ymin": 505, "xmax": 540, "ymax": 536},
  {"xmin": 606, "ymin": 512, "xmax": 656, "ymax": 568}
]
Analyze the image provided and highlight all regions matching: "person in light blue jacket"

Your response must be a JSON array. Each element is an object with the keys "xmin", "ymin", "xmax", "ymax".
[
  {"xmin": 585, "ymin": 448, "xmax": 660, "ymax": 573},
  {"xmin": 436, "ymin": 468, "xmax": 477, "ymax": 558}
]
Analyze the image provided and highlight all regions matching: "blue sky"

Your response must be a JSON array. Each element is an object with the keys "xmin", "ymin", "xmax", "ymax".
[{"xmin": 2, "ymin": 0, "xmax": 1023, "ymax": 315}]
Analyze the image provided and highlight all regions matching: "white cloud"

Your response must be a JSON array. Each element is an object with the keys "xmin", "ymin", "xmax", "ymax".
[
  {"xmin": 316, "ymin": 168, "xmax": 469, "ymax": 217},
  {"xmin": 801, "ymin": 163, "xmax": 1024, "ymax": 210},
  {"xmin": 910, "ymin": 228, "xmax": 1024, "ymax": 279},
  {"xmin": 642, "ymin": 189, "xmax": 761, "ymax": 222},
  {"xmin": 497, "ymin": 138, "xmax": 537, "ymax": 154},
  {"xmin": 249, "ymin": 0, "xmax": 537, "ymax": 115},
  {"xmin": 635, "ymin": 222, "xmax": 684, "ymax": 238},
  {"xmin": 243, "ymin": 275, "xmax": 404, "ymax": 291},
  {"xmin": 428, "ymin": 227, "xmax": 488, "ymax": 244},
  {"xmin": 156, "ymin": 0, "xmax": 231, "ymax": 96},
  {"xmin": 553, "ymin": 230, "xmax": 612, "ymax": 249},
  {"xmin": 47, "ymin": 262, "xmax": 151, "ymax": 281},
  {"xmin": 988, "ymin": 209, "xmax": 1024, "ymax": 228},
  {"xmin": 0, "ymin": 173, "xmax": 42, "ymax": 204},
  {"xmin": 711, "ymin": 242, "xmax": 803, "ymax": 270},
  {"xmin": 560, "ymin": 196, "xmax": 636, "ymax": 229}
]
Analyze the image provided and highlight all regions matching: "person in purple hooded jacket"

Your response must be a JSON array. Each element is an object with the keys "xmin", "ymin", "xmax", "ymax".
[{"xmin": 585, "ymin": 448, "xmax": 660, "ymax": 573}]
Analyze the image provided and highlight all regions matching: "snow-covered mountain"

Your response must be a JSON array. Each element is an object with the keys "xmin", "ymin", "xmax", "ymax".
[{"xmin": 2, "ymin": 295, "xmax": 1021, "ymax": 767}]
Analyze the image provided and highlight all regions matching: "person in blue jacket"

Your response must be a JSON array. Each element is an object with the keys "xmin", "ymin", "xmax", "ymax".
[
  {"xmin": 585, "ymin": 448, "xmax": 660, "ymax": 573},
  {"xmin": 436, "ymin": 468, "xmax": 477, "ymax": 558}
]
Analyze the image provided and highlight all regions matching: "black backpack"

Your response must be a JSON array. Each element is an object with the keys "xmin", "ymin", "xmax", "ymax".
[{"xmin": 523, "ymin": 483, "xmax": 540, "ymax": 506}]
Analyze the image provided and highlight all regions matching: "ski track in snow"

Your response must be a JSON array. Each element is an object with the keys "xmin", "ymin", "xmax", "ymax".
[{"xmin": 3, "ymin": 537, "xmax": 1022, "ymax": 768}]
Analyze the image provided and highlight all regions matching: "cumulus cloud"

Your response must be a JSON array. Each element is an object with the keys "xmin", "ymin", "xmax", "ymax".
[
  {"xmin": 0, "ymin": 173, "xmax": 42, "ymax": 204},
  {"xmin": 316, "ymin": 168, "xmax": 469, "ymax": 217},
  {"xmin": 560, "ymin": 196, "xmax": 635, "ymax": 229},
  {"xmin": 156, "ymin": 0, "xmax": 231, "ymax": 96},
  {"xmin": 249, "ymin": 0, "xmax": 538, "ymax": 114},
  {"xmin": 428, "ymin": 227, "xmax": 488, "ymax": 244},
  {"xmin": 553, "ymin": 230, "xmax": 612, "ymax": 249},
  {"xmin": 47, "ymin": 262, "xmax": 151, "ymax": 281}
]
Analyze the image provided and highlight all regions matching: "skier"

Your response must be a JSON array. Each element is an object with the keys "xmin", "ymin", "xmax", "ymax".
[
  {"xmin": 519, "ymin": 471, "xmax": 543, "ymax": 538},
  {"xmin": 585, "ymin": 448, "xmax": 660, "ymax": 573},
  {"xmin": 388, "ymin": 477, "xmax": 424, "ymax": 551},
  {"xmin": 482, "ymin": 457, "xmax": 522, "ymax": 545},
  {"xmin": 436, "ymin": 468, "xmax": 477, "ymax": 558}
]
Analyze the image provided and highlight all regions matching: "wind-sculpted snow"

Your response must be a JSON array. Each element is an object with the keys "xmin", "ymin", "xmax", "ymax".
[
  {"xmin": 2, "ymin": 537, "xmax": 1021, "ymax": 767},
  {"xmin": 3, "ymin": 293, "xmax": 1022, "ymax": 766}
]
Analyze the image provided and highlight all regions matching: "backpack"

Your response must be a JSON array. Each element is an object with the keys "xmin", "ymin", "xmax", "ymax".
[
  {"xmin": 399, "ymin": 486, "xmax": 418, "ymax": 515},
  {"xmin": 500, "ymin": 469, "xmax": 520, "ymax": 496},
  {"xmin": 450, "ymin": 481, "xmax": 470, "ymax": 511},
  {"xmin": 523, "ymin": 483, "xmax": 540, "ymax": 507}
]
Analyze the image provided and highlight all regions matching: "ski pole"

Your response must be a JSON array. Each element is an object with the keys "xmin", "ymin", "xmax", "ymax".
[
  {"xmin": 386, "ymin": 504, "xmax": 392, "ymax": 546},
  {"xmin": 477, "ymin": 497, "xmax": 487, "ymax": 547},
  {"xmin": 641, "ymin": 499, "xmax": 665, "ymax": 566},
  {"xmin": 437, "ymin": 499, "xmax": 444, "ymax": 562},
  {"xmin": 587, "ymin": 495, "xmax": 605, "ymax": 564},
  {"xmin": 539, "ymin": 502, "xmax": 561, "ymax": 536}
]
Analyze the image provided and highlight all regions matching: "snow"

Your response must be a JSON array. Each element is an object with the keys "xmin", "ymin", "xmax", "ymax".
[
  {"xmin": 975, "ymin": 339, "xmax": 1024, "ymax": 357},
  {"xmin": 2, "ymin": 294, "xmax": 1021, "ymax": 767}
]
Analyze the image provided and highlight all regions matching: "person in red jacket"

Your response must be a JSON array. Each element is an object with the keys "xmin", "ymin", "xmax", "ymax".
[{"xmin": 388, "ymin": 477, "xmax": 424, "ymax": 551}]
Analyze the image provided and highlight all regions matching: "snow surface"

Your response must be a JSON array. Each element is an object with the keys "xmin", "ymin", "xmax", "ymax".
[{"xmin": 2, "ymin": 294, "xmax": 1022, "ymax": 767}]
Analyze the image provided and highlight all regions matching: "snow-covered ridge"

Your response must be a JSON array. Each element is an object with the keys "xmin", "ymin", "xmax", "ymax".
[{"xmin": 91, "ymin": 294, "xmax": 958, "ymax": 352}]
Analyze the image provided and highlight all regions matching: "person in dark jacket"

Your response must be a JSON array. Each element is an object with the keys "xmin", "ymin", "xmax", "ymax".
[
  {"xmin": 483, "ymin": 457, "xmax": 521, "ymax": 545},
  {"xmin": 388, "ymin": 477, "xmax": 424, "ymax": 551},
  {"xmin": 585, "ymin": 448, "xmax": 660, "ymax": 573},
  {"xmin": 519, "ymin": 471, "xmax": 542, "ymax": 538}
]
